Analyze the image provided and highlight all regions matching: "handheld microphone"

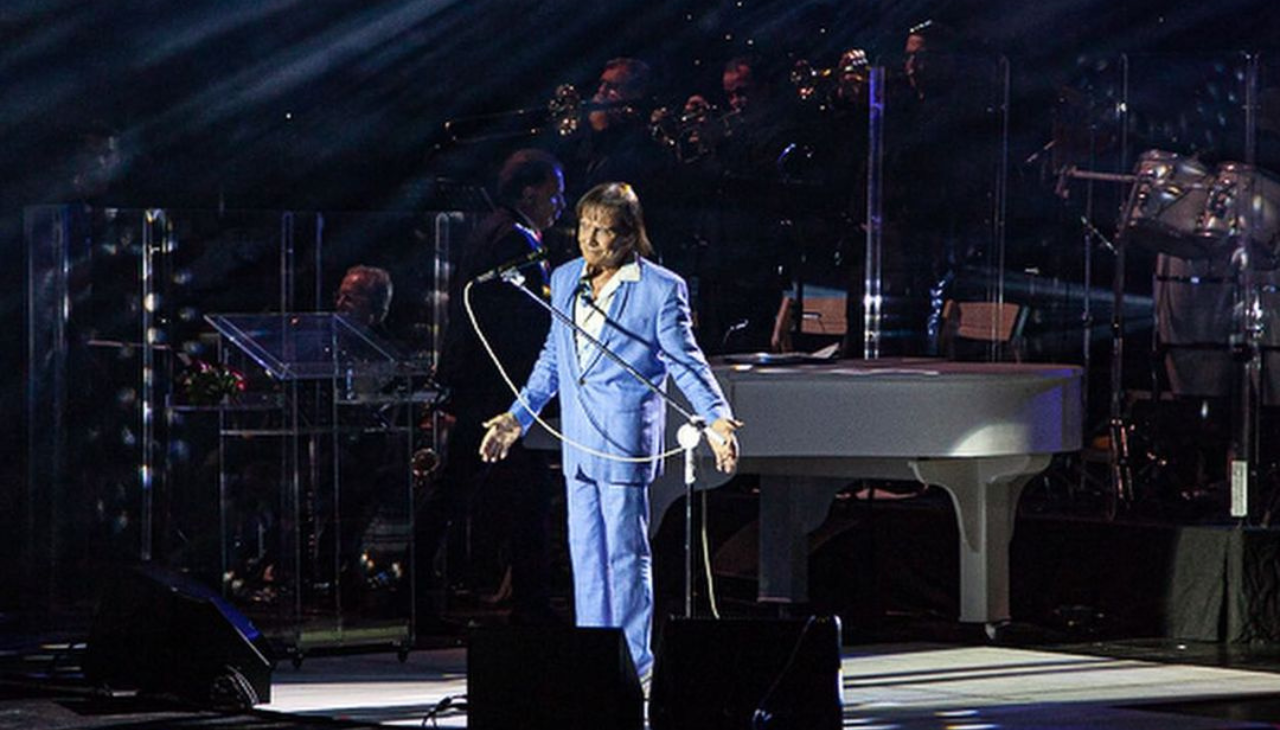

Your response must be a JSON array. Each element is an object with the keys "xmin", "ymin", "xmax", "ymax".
[{"xmin": 472, "ymin": 248, "xmax": 548, "ymax": 284}]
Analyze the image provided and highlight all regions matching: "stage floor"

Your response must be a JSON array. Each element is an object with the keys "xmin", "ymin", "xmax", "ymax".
[{"xmin": 261, "ymin": 643, "xmax": 1280, "ymax": 728}]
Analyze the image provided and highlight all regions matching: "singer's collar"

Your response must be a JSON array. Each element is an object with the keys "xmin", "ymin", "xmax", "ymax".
[
  {"xmin": 578, "ymin": 258, "xmax": 639, "ymax": 311},
  {"xmin": 614, "ymin": 258, "xmax": 641, "ymax": 282},
  {"xmin": 582, "ymin": 254, "xmax": 641, "ymax": 283}
]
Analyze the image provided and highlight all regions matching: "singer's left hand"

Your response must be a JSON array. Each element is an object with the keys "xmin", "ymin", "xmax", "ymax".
[{"xmin": 709, "ymin": 417, "xmax": 743, "ymax": 473}]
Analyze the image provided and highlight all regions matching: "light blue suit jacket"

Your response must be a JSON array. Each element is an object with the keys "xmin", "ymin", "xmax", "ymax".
[{"xmin": 510, "ymin": 256, "xmax": 731, "ymax": 485}]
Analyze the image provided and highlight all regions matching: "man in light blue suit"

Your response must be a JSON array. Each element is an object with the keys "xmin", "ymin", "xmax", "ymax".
[{"xmin": 481, "ymin": 182, "xmax": 740, "ymax": 678}]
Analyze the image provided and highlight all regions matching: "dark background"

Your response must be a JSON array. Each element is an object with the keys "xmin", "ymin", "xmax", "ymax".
[{"xmin": 3, "ymin": 0, "xmax": 1278, "ymax": 616}]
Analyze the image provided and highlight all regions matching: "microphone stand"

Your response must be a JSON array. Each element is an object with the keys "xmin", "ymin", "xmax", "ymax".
[
  {"xmin": 1059, "ymin": 166, "xmax": 1142, "ymax": 508},
  {"xmin": 494, "ymin": 269, "xmax": 724, "ymax": 618}
]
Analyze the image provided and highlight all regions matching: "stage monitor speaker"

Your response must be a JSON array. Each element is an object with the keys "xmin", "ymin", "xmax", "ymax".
[
  {"xmin": 84, "ymin": 563, "xmax": 273, "ymax": 707},
  {"xmin": 649, "ymin": 616, "xmax": 843, "ymax": 730},
  {"xmin": 467, "ymin": 626, "xmax": 643, "ymax": 730}
]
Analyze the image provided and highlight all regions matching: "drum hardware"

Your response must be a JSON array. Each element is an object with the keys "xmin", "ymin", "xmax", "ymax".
[
  {"xmin": 1078, "ymin": 214, "xmax": 1116, "ymax": 252},
  {"xmin": 1154, "ymin": 256, "xmax": 1280, "ymax": 521},
  {"xmin": 1061, "ymin": 154, "xmax": 1218, "ymax": 260},
  {"xmin": 1064, "ymin": 151, "xmax": 1280, "ymax": 519},
  {"xmin": 1058, "ymin": 163, "xmax": 1144, "ymax": 505},
  {"xmin": 1120, "ymin": 151, "xmax": 1228, "ymax": 502},
  {"xmin": 1125, "ymin": 152, "xmax": 1218, "ymax": 260},
  {"xmin": 1197, "ymin": 163, "xmax": 1280, "ymax": 270},
  {"xmin": 1057, "ymin": 167, "xmax": 1136, "ymax": 196},
  {"xmin": 1232, "ymin": 266, "xmax": 1268, "ymax": 519},
  {"xmin": 1171, "ymin": 161, "xmax": 1280, "ymax": 519},
  {"xmin": 1060, "ymin": 152, "xmax": 1197, "ymax": 506}
]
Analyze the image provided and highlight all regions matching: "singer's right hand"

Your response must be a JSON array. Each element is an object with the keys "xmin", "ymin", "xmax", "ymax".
[
  {"xmin": 709, "ymin": 417, "xmax": 743, "ymax": 473},
  {"xmin": 480, "ymin": 412, "xmax": 522, "ymax": 462}
]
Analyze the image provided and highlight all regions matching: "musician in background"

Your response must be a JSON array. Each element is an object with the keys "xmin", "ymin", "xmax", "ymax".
[
  {"xmin": 884, "ymin": 20, "xmax": 986, "ymax": 355},
  {"xmin": 776, "ymin": 48, "xmax": 872, "ymax": 355},
  {"xmin": 903, "ymin": 21, "xmax": 955, "ymax": 103},
  {"xmin": 335, "ymin": 265, "xmax": 393, "ymax": 332},
  {"xmin": 722, "ymin": 56, "xmax": 755, "ymax": 115},
  {"xmin": 333, "ymin": 264, "xmax": 397, "ymax": 397},
  {"xmin": 694, "ymin": 54, "xmax": 792, "ymax": 354},
  {"xmin": 559, "ymin": 57, "xmax": 667, "ymax": 207},
  {"xmin": 325, "ymin": 264, "xmax": 403, "ymax": 608},
  {"xmin": 419, "ymin": 149, "xmax": 566, "ymax": 627},
  {"xmin": 717, "ymin": 55, "xmax": 792, "ymax": 169}
]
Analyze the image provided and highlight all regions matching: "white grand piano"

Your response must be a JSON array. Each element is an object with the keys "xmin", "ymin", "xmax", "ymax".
[{"xmin": 646, "ymin": 358, "xmax": 1083, "ymax": 627}]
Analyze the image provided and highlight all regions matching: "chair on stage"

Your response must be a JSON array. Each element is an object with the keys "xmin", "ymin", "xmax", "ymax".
[
  {"xmin": 772, "ymin": 294, "xmax": 848, "ymax": 352},
  {"xmin": 939, "ymin": 299, "xmax": 1028, "ymax": 362}
]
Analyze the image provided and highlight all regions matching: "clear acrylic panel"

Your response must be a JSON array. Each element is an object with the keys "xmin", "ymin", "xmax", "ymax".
[
  {"xmin": 872, "ymin": 53, "xmax": 1011, "ymax": 359},
  {"xmin": 216, "ymin": 346, "xmax": 417, "ymax": 650},
  {"xmin": 1014, "ymin": 54, "xmax": 1256, "ymax": 391},
  {"xmin": 866, "ymin": 53, "xmax": 1013, "ymax": 359},
  {"xmin": 1260, "ymin": 53, "xmax": 1280, "ymax": 173},
  {"xmin": 1123, "ymin": 53, "xmax": 1254, "ymax": 166},
  {"xmin": 998, "ymin": 53, "xmax": 1129, "ymax": 372},
  {"xmin": 207, "ymin": 312, "xmax": 405, "ymax": 381},
  {"xmin": 25, "ymin": 206, "xmax": 294, "ymax": 615},
  {"xmin": 26, "ymin": 205, "xmax": 467, "ymax": 650}
]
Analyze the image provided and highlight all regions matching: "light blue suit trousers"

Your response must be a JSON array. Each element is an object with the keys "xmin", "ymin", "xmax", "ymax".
[{"xmin": 510, "ymin": 256, "xmax": 731, "ymax": 676}]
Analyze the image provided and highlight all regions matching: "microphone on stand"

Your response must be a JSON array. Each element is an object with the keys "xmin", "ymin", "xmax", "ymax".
[{"xmin": 471, "ymin": 248, "xmax": 548, "ymax": 284}]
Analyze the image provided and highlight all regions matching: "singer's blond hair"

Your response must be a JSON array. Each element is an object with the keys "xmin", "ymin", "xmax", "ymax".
[{"xmin": 575, "ymin": 182, "xmax": 654, "ymax": 259}]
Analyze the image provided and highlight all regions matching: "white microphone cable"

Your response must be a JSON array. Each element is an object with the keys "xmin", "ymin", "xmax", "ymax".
[{"xmin": 463, "ymin": 278, "xmax": 684, "ymax": 464}]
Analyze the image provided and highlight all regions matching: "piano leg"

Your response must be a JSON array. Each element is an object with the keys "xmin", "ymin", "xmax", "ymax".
[
  {"xmin": 757, "ymin": 477, "xmax": 848, "ymax": 604},
  {"xmin": 910, "ymin": 454, "xmax": 1051, "ymax": 626}
]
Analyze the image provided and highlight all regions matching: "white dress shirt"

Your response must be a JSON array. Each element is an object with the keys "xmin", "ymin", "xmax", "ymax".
[{"xmin": 575, "ymin": 259, "xmax": 641, "ymax": 367}]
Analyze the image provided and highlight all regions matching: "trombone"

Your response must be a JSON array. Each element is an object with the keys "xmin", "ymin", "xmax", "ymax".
[{"xmin": 440, "ymin": 84, "xmax": 584, "ymax": 144}]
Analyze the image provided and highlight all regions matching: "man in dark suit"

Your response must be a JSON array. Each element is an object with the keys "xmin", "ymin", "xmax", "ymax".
[{"xmin": 419, "ymin": 149, "xmax": 566, "ymax": 627}]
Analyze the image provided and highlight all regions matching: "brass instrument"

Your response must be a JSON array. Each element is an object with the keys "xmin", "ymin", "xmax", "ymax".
[
  {"xmin": 547, "ymin": 84, "xmax": 582, "ymax": 137},
  {"xmin": 790, "ymin": 48, "xmax": 869, "ymax": 111},
  {"xmin": 411, "ymin": 447, "xmax": 440, "ymax": 481},
  {"xmin": 441, "ymin": 83, "xmax": 586, "ymax": 144},
  {"xmin": 650, "ymin": 95, "xmax": 742, "ymax": 164}
]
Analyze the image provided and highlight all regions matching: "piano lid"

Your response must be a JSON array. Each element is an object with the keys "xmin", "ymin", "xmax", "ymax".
[{"xmin": 717, "ymin": 358, "xmax": 1083, "ymax": 459}]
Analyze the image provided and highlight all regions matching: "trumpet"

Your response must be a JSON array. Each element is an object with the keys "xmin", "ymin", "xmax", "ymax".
[
  {"xmin": 650, "ymin": 95, "xmax": 742, "ymax": 164},
  {"xmin": 547, "ymin": 84, "xmax": 582, "ymax": 137},
  {"xmin": 791, "ymin": 48, "xmax": 869, "ymax": 110}
]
